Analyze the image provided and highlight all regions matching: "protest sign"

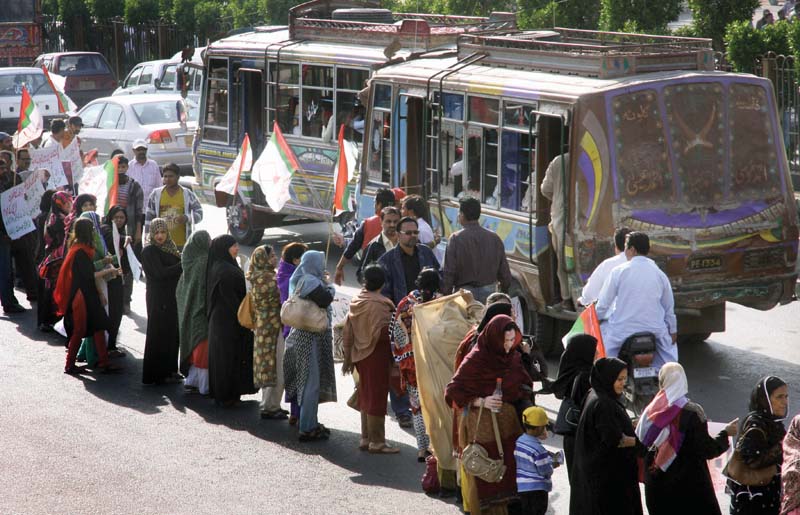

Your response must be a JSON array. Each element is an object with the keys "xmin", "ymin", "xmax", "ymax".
[
  {"xmin": 1, "ymin": 170, "xmax": 45, "ymax": 239},
  {"xmin": 61, "ymin": 138, "xmax": 83, "ymax": 185},
  {"xmin": 29, "ymin": 146, "xmax": 68, "ymax": 188}
]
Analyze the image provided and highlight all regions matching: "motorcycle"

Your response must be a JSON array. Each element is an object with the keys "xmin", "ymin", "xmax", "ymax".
[{"xmin": 618, "ymin": 332, "xmax": 659, "ymax": 417}]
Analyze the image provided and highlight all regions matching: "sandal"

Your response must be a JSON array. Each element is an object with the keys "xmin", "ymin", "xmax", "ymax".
[
  {"xmin": 298, "ymin": 426, "xmax": 330, "ymax": 442},
  {"xmin": 417, "ymin": 449, "xmax": 432, "ymax": 463},
  {"xmin": 359, "ymin": 438, "xmax": 369, "ymax": 451},
  {"xmin": 260, "ymin": 410, "xmax": 289, "ymax": 420},
  {"xmin": 368, "ymin": 443, "xmax": 400, "ymax": 454}
]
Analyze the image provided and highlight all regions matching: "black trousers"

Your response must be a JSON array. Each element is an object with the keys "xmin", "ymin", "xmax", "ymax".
[
  {"xmin": 11, "ymin": 232, "xmax": 38, "ymax": 300},
  {"xmin": 107, "ymin": 277, "xmax": 124, "ymax": 350},
  {"xmin": 519, "ymin": 490, "xmax": 548, "ymax": 515}
]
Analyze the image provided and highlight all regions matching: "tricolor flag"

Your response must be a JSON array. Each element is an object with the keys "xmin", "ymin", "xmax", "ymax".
[
  {"xmin": 251, "ymin": 122, "xmax": 301, "ymax": 213},
  {"xmin": 562, "ymin": 303, "xmax": 606, "ymax": 359},
  {"xmin": 333, "ymin": 124, "xmax": 358, "ymax": 215},
  {"xmin": 41, "ymin": 66, "xmax": 78, "ymax": 114},
  {"xmin": 215, "ymin": 134, "xmax": 252, "ymax": 203},
  {"xmin": 77, "ymin": 155, "xmax": 121, "ymax": 215},
  {"xmin": 13, "ymin": 86, "xmax": 44, "ymax": 148},
  {"xmin": 101, "ymin": 156, "xmax": 121, "ymax": 213}
]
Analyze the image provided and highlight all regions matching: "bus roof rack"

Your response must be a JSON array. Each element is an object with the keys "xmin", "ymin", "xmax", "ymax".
[
  {"xmin": 457, "ymin": 28, "xmax": 715, "ymax": 79},
  {"xmin": 287, "ymin": 0, "xmax": 516, "ymax": 50}
]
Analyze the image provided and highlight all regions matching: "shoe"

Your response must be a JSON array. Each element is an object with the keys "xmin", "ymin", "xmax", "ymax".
[
  {"xmin": 38, "ymin": 323, "xmax": 54, "ymax": 333},
  {"xmin": 368, "ymin": 443, "xmax": 400, "ymax": 454},
  {"xmin": 397, "ymin": 414, "xmax": 414, "ymax": 428},
  {"xmin": 359, "ymin": 438, "xmax": 369, "ymax": 451},
  {"xmin": 260, "ymin": 410, "xmax": 289, "ymax": 420},
  {"xmin": 3, "ymin": 304, "xmax": 26, "ymax": 314},
  {"xmin": 184, "ymin": 385, "xmax": 199, "ymax": 393},
  {"xmin": 298, "ymin": 425, "xmax": 330, "ymax": 442},
  {"xmin": 64, "ymin": 365, "xmax": 88, "ymax": 375},
  {"xmin": 417, "ymin": 449, "xmax": 432, "ymax": 463}
]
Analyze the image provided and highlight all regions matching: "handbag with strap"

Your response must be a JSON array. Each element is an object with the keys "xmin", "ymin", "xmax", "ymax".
[
  {"xmin": 722, "ymin": 426, "xmax": 779, "ymax": 486},
  {"xmin": 461, "ymin": 400, "xmax": 506, "ymax": 484},
  {"xmin": 553, "ymin": 375, "xmax": 583, "ymax": 435},
  {"xmin": 280, "ymin": 294, "xmax": 328, "ymax": 333},
  {"xmin": 237, "ymin": 292, "xmax": 255, "ymax": 330}
]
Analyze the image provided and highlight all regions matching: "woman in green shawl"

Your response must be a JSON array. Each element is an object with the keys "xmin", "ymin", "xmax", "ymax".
[
  {"xmin": 177, "ymin": 230, "xmax": 212, "ymax": 394},
  {"xmin": 247, "ymin": 244, "xmax": 286, "ymax": 419}
]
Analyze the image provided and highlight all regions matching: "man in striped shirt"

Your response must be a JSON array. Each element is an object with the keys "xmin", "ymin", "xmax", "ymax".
[{"xmin": 515, "ymin": 406, "xmax": 559, "ymax": 515}]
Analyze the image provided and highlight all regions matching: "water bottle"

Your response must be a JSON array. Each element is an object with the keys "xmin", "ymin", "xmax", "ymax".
[{"xmin": 492, "ymin": 378, "xmax": 503, "ymax": 413}]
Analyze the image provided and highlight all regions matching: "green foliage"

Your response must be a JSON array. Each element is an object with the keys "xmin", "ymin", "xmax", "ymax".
[
  {"xmin": 599, "ymin": 0, "xmax": 682, "ymax": 33},
  {"xmin": 196, "ymin": 0, "xmax": 223, "ymax": 41},
  {"xmin": 672, "ymin": 24, "xmax": 699, "ymax": 37},
  {"xmin": 42, "ymin": 0, "xmax": 59, "ymax": 17},
  {"xmin": 87, "ymin": 0, "xmax": 124, "ymax": 20},
  {"xmin": 58, "ymin": 0, "xmax": 90, "ymax": 22},
  {"xmin": 265, "ymin": 0, "xmax": 302, "ymax": 25},
  {"xmin": 125, "ymin": 0, "xmax": 159, "ymax": 24},
  {"xmin": 689, "ymin": 0, "xmax": 759, "ymax": 50},
  {"xmin": 226, "ymin": 0, "xmax": 268, "ymax": 28},
  {"xmin": 517, "ymin": 0, "xmax": 601, "ymax": 30},
  {"xmin": 159, "ymin": 0, "xmax": 174, "ymax": 21},
  {"xmin": 172, "ymin": 0, "xmax": 196, "ymax": 32},
  {"xmin": 762, "ymin": 20, "xmax": 793, "ymax": 56},
  {"xmin": 724, "ymin": 20, "xmax": 767, "ymax": 73}
]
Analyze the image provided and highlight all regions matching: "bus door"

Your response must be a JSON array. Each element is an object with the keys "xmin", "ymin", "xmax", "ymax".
[
  {"xmin": 393, "ymin": 92, "xmax": 426, "ymax": 195},
  {"xmin": 235, "ymin": 66, "xmax": 266, "ymax": 156}
]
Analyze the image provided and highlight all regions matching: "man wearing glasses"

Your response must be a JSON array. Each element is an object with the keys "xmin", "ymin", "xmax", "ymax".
[
  {"xmin": 378, "ymin": 216, "xmax": 440, "ymax": 306},
  {"xmin": 15, "ymin": 149, "xmax": 32, "ymax": 180}
]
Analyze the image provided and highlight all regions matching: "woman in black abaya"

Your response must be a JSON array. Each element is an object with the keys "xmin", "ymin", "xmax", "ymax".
[{"xmin": 207, "ymin": 235, "xmax": 255, "ymax": 406}]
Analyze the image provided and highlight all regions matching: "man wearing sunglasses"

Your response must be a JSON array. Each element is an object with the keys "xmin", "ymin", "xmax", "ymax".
[{"xmin": 378, "ymin": 216, "xmax": 440, "ymax": 306}]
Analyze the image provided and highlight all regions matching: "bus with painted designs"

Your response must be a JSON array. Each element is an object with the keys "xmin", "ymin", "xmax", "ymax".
[
  {"xmin": 357, "ymin": 29, "xmax": 799, "ymax": 353},
  {"xmin": 191, "ymin": 0, "xmax": 515, "ymax": 244}
]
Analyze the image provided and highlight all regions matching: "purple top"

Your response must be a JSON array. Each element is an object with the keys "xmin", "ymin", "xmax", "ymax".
[{"xmin": 276, "ymin": 259, "xmax": 296, "ymax": 338}]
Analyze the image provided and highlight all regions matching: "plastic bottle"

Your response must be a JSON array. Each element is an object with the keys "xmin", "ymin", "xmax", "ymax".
[{"xmin": 492, "ymin": 378, "xmax": 503, "ymax": 413}]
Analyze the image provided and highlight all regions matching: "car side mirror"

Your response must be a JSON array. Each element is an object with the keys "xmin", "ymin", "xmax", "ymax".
[{"xmin": 154, "ymin": 78, "xmax": 161, "ymax": 89}]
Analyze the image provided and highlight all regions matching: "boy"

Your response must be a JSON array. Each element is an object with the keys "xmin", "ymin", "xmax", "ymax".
[{"xmin": 515, "ymin": 406, "xmax": 560, "ymax": 515}]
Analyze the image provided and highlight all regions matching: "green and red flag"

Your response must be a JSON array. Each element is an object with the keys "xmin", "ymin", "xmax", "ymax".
[
  {"xmin": 332, "ymin": 124, "xmax": 357, "ymax": 215},
  {"xmin": 76, "ymin": 155, "xmax": 121, "ymax": 215},
  {"xmin": 102, "ymin": 155, "xmax": 120, "ymax": 213},
  {"xmin": 41, "ymin": 66, "xmax": 77, "ymax": 113},
  {"xmin": 13, "ymin": 86, "xmax": 44, "ymax": 148},
  {"xmin": 251, "ymin": 122, "xmax": 301, "ymax": 213},
  {"xmin": 562, "ymin": 303, "xmax": 606, "ymax": 359}
]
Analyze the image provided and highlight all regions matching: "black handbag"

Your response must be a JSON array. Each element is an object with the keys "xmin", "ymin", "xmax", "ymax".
[{"xmin": 553, "ymin": 376, "xmax": 583, "ymax": 435}]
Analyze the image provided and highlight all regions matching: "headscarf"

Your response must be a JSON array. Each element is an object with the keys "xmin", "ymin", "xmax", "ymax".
[
  {"xmin": 147, "ymin": 217, "xmax": 180, "ymax": 257},
  {"xmin": 589, "ymin": 357, "xmax": 627, "ymax": 399},
  {"xmin": 289, "ymin": 250, "xmax": 326, "ymax": 298},
  {"xmin": 781, "ymin": 415, "xmax": 800, "ymax": 515},
  {"xmin": 51, "ymin": 191, "xmax": 72, "ymax": 215},
  {"xmin": 750, "ymin": 375, "xmax": 788, "ymax": 421},
  {"xmin": 635, "ymin": 362, "xmax": 690, "ymax": 472},
  {"xmin": 80, "ymin": 211, "xmax": 108, "ymax": 254},
  {"xmin": 246, "ymin": 244, "xmax": 274, "ymax": 284},
  {"xmin": 552, "ymin": 334, "xmax": 598, "ymax": 399},
  {"xmin": 206, "ymin": 234, "xmax": 240, "ymax": 316},
  {"xmin": 477, "ymin": 302, "xmax": 513, "ymax": 333},
  {"xmin": 176, "ymin": 230, "xmax": 211, "ymax": 375},
  {"xmin": 445, "ymin": 314, "xmax": 533, "ymax": 408},
  {"xmin": 64, "ymin": 193, "xmax": 96, "ymax": 235},
  {"xmin": 453, "ymin": 302, "xmax": 513, "ymax": 372}
]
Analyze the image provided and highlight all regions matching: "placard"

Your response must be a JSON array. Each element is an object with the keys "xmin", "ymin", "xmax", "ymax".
[
  {"xmin": 29, "ymin": 146, "xmax": 68, "ymax": 188},
  {"xmin": 1, "ymin": 170, "xmax": 46, "ymax": 239}
]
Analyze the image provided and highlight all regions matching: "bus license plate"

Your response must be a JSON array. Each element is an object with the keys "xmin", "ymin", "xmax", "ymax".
[
  {"xmin": 633, "ymin": 367, "xmax": 658, "ymax": 379},
  {"xmin": 689, "ymin": 255, "xmax": 721, "ymax": 271}
]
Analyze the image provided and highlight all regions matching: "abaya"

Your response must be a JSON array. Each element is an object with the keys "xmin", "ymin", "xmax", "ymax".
[
  {"xmin": 782, "ymin": 415, "xmax": 800, "ymax": 515},
  {"xmin": 569, "ymin": 357, "xmax": 643, "ymax": 515},
  {"xmin": 207, "ymin": 235, "xmax": 255, "ymax": 404}
]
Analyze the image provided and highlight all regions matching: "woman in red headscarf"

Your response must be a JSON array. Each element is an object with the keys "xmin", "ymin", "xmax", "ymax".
[{"xmin": 446, "ymin": 314, "xmax": 533, "ymax": 515}]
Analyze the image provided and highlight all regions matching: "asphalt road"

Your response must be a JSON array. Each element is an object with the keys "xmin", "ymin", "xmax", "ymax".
[{"xmin": 2, "ymin": 206, "xmax": 799, "ymax": 515}]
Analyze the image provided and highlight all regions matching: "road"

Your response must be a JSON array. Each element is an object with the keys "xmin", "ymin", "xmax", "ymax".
[{"xmin": 1, "ymin": 206, "xmax": 799, "ymax": 515}]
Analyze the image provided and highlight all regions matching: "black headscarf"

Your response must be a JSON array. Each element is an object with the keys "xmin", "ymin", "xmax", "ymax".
[
  {"xmin": 750, "ymin": 375, "xmax": 788, "ymax": 420},
  {"xmin": 477, "ymin": 302, "xmax": 513, "ymax": 333},
  {"xmin": 590, "ymin": 357, "xmax": 627, "ymax": 399},
  {"xmin": 206, "ymin": 234, "xmax": 240, "ymax": 316},
  {"xmin": 553, "ymin": 334, "xmax": 598, "ymax": 399}
]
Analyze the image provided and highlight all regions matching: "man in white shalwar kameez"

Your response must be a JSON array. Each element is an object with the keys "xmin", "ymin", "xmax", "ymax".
[
  {"xmin": 595, "ymin": 232, "xmax": 678, "ymax": 369},
  {"xmin": 577, "ymin": 227, "xmax": 630, "ymax": 306}
]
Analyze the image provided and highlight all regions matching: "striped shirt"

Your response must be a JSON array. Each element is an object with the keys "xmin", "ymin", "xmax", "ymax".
[
  {"xmin": 514, "ymin": 433, "xmax": 554, "ymax": 493},
  {"xmin": 127, "ymin": 158, "xmax": 162, "ymax": 209}
]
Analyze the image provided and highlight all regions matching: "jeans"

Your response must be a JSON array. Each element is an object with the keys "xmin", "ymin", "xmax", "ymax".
[
  {"xmin": 463, "ymin": 284, "xmax": 497, "ymax": 305},
  {"xmin": 390, "ymin": 388, "xmax": 411, "ymax": 418},
  {"xmin": 0, "ymin": 241, "xmax": 19, "ymax": 309},
  {"xmin": 299, "ymin": 339, "xmax": 320, "ymax": 433}
]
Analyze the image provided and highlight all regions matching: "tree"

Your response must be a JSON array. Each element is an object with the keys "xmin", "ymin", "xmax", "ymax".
[
  {"xmin": 172, "ymin": 0, "xmax": 196, "ymax": 32},
  {"xmin": 689, "ymin": 0, "xmax": 759, "ymax": 50},
  {"xmin": 227, "ymin": 0, "xmax": 268, "ymax": 28},
  {"xmin": 599, "ymin": 0, "xmax": 682, "ymax": 33},
  {"xmin": 125, "ymin": 0, "xmax": 160, "ymax": 24},
  {"xmin": 42, "ymin": 0, "xmax": 59, "ymax": 17},
  {"xmin": 87, "ymin": 0, "xmax": 124, "ymax": 20},
  {"xmin": 196, "ymin": 0, "xmax": 223, "ymax": 42},
  {"xmin": 159, "ymin": 0, "xmax": 174, "ymax": 22},
  {"xmin": 58, "ymin": 0, "xmax": 90, "ymax": 47},
  {"xmin": 517, "ymin": 0, "xmax": 601, "ymax": 30},
  {"xmin": 265, "ymin": 0, "xmax": 302, "ymax": 25}
]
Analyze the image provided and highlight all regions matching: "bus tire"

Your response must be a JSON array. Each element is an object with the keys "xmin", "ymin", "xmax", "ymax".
[
  {"xmin": 535, "ymin": 312, "xmax": 566, "ymax": 358},
  {"xmin": 226, "ymin": 197, "xmax": 265, "ymax": 246},
  {"xmin": 678, "ymin": 332, "xmax": 712, "ymax": 345}
]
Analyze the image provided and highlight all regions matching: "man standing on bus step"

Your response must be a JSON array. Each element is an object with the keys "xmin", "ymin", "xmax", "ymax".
[
  {"xmin": 541, "ymin": 152, "xmax": 572, "ymax": 310},
  {"xmin": 357, "ymin": 206, "xmax": 400, "ymax": 283},
  {"xmin": 442, "ymin": 197, "xmax": 511, "ymax": 304},
  {"xmin": 333, "ymin": 187, "xmax": 396, "ymax": 286},
  {"xmin": 595, "ymin": 231, "xmax": 678, "ymax": 369},
  {"xmin": 577, "ymin": 227, "xmax": 631, "ymax": 306}
]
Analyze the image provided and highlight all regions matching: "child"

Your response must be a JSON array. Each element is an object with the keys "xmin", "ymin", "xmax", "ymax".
[{"xmin": 515, "ymin": 406, "xmax": 560, "ymax": 515}]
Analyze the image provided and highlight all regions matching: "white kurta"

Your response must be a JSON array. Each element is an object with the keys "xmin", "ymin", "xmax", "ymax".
[
  {"xmin": 596, "ymin": 256, "xmax": 678, "ymax": 369},
  {"xmin": 578, "ymin": 252, "xmax": 628, "ymax": 305}
]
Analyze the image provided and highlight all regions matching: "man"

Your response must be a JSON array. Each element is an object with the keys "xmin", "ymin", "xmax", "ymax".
[
  {"xmin": 144, "ymin": 163, "xmax": 202, "ymax": 249},
  {"xmin": 378, "ymin": 216, "xmax": 439, "ymax": 306},
  {"xmin": 0, "ymin": 155, "xmax": 25, "ymax": 314},
  {"xmin": 15, "ymin": 148, "xmax": 32, "ymax": 180},
  {"xmin": 541, "ymin": 152, "xmax": 571, "ymax": 309},
  {"xmin": 61, "ymin": 116, "xmax": 82, "ymax": 148},
  {"xmin": 442, "ymin": 197, "xmax": 512, "ymax": 304},
  {"xmin": 595, "ymin": 232, "xmax": 678, "ymax": 369},
  {"xmin": 577, "ymin": 227, "xmax": 631, "ymax": 306},
  {"xmin": 333, "ymin": 187, "xmax": 396, "ymax": 285},
  {"xmin": 128, "ymin": 139, "xmax": 163, "ymax": 211},
  {"xmin": 358, "ymin": 206, "xmax": 400, "ymax": 282},
  {"xmin": 756, "ymin": 9, "xmax": 774, "ymax": 29},
  {"xmin": 42, "ymin": 119, "xmax": 65, "ymax": 148},
  {"xmin": 115, "ymin": 155, "xmax": 143, "ymax": 308},
  {"xmin": 400, "ymin": 194, "xmax": 436, "ymax": 249},
  {"xmin": 0, "ymin": 132, "xmax": 13, "ymax": 152}
]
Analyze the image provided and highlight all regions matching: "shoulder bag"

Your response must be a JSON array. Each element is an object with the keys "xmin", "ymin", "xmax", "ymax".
[
  {"xmin": 237, "ymin": 292, "xmax": 255, "ymax": 330},
  {"xmin": 460, "ymin": 400, "xmax": 506, "ymax": 483},
  {"xmin": 553, "ymin": 375, "xmax": 583, "ymax": 435},
  {"xmin": 722, "ymin": 426, "xmax": 779, "ymax": 486},
  {"xmin": 280, "ymin": 294, "xmax": 328, "ymax": 333}
]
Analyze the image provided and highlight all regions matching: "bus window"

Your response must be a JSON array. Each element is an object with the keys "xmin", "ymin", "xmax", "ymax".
[
  {"xmin": 203, "ymin": 59, "xmax": 229, "ymax": 143},
  {"xmin": 468, "ymin": 96, "xmax": 499, "ymax": 125},
  {"xmin": 501, "ymin": 130, "xmax": 534, "ymax": 212},
  {"xmin": 335, "ymin": 67, "xmax": 369, "ymax": 143},
  {"xmin": 374, "ymin": 84, "xmax": 392, "ymax": 110},
  {"xmin": 268, "ymin": 62, "xmax": 300, "ymax": 134},
  {"xmin": 466, "ymin": 126, "xmax": 499, "ymax": 206},
  {"xmin": 369, "ymin": 110, "xmax": 391, "ymax": 184},
  {"xmin": 301, "ymin": 64, "xmax": 333, "ymax": 139}
]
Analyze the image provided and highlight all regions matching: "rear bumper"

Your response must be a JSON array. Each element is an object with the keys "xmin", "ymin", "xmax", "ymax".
[{"xmin": 674, "ymin": 273, "xmax": 797, "ymax": 311}]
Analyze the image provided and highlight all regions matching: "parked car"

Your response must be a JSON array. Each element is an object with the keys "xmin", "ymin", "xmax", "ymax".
[
  {"xmin": 113, "ymin": 59, "xmax": 170, "ymax": 96},
  {"xmin": 114, "ymin": 49, "xmax": 204, "ymax": 103},
  {"xmin": 0, "ymin": 67, "xmax": 62, "ymax": 133},
  {"xmin": 77, "ymin": 94, "xmax": 198, "ymax": 174},
  {"xmin": 33, "ymin": 52, "xmax": 117, "ymax": 108}
]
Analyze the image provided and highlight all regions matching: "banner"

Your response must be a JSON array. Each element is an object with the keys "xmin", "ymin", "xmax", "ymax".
[
  {"xmin": 29, "ymin": 146, "xmax": 68, "ymax": 188},
  {"xmin": 60, "ymin": 138, "xmax": 83, "ymax": 185},
  {"xmin": 1, "ymin": 170, "xmax": 46, "ymax": 239}
]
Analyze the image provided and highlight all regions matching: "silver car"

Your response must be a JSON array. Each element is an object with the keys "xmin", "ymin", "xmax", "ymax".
[{"xmin": 77, "ymin": 94, "xmax": 198, "ymax": 174}]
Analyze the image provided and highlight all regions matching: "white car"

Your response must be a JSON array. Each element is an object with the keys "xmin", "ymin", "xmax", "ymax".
[
  {"xmin": 0, "ymin": 67, "xmax": 62, "ymax": 134},
  {"xmin": 113, "ymin": 49, "xmax": 204, "ymax": 103},
  {"xmin": 77, "ymin": 94, "xmax": 198, "ymax": 174}
]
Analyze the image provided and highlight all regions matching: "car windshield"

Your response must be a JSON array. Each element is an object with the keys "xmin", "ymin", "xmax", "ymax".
[
  {"xmin": 132, "ymin": 100, "xmax": 199, "ymax": 125},
  {"xmin": 57, "ymin": 55, "xmax": 112, "ymax": 76},
  {"xmin": 0, "ymin": 72, "xmax": 49, "ymax": 96}
]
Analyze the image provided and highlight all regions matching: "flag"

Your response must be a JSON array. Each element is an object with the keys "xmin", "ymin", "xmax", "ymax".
[
  {"xmin": 102, "ymin": 156, "xmax": 120, "ymax": 213},
  {"xmin": 41, "ymin": 66, "xmax": 78, "ymax": 114},
  {"xmin": 78, "ymin": 156, "xmax": 120, "ymax": 215},
  {"xmin": 562, "ymin": 303, "xmax": 606, "ymax": 359},
  {"xmin": 13, "ymin": 86, "xmax": 44, "ymax": 148},
  {"xmin": 215, "ymin": 133, "xmax": 252, "ymax": 198},
  {"xmin": 333, "ymin": 124, "xmax": 357, "ymax": 215},
  {"xmin": 251, "ymin": 122, "xmax": 301, "ymax": 213}
]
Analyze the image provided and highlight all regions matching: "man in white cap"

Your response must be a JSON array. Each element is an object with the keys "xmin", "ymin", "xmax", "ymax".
[{"xmin": 127, "ymin": 139, "xmax": 162, "ymax": 213}]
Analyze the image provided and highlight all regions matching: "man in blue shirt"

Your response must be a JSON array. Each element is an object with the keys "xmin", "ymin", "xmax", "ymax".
[{"xmin": 378, "ymin": 216, "xmax": 440, "ymax": 306}]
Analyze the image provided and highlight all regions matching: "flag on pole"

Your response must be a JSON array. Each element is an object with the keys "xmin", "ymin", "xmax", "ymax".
[
  {"xmin": 562, "ymin": 303, "xmax": 606, "ymax": 359},
  {"xmin": 251, "ymin": 122, "xmax": 301, "ymax": 213},
  {"xmin": 215, "ymin": 133, "xmax": 252, "ymax": 199},
  {"xmin": 78, "ymin": 155, "xmax": 121, "ymax": 215},
  {"xmin": 41, "ymin": 66, "xmax": 78, "ymax": 114},
  {"xmin": 333, "ymin": 124, "xmax": 358, "ymax": 215},
  {"xmin": 13, "ymin": 86, "xmax": 44, "ymax": 148}
]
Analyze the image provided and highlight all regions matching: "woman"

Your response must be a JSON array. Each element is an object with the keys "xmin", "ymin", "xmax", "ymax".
[
  {"xmin": 140, "ymin": 218, "xmax": 183, "ymax": 385},
  {"xmin": 207, "ymin": 235, "xmax": 255, "ymax": 406},
  {"xmin": 454, "ymin": 299, "xmax": 514, "ymax": 373},
  {"xmin": 247, "ymin": 244, "xmax": 286, "ymax": 419},
  {"xmin": 390, "ymin": 267, "xmax": 440, "ymax": 460},
  {"xmin": 728, "ymin": 376, "xmax": 788, "ymax": 515},
  {"xmin": 176, "ymin": 230, "xmax": 211, "ymax": 395},
  {"xmin": 782, "ymin": 415, "xmax": 800, "ymax": 515},
  {"xmin": 636, "ymin": 363, "xmax": 737, "ymax": 515},
  {"xmin": 445, "ymin": 314, "xmax": 533, "ymax": 515},
  {"xmin": 37, "ymin": 190, "xmax": 72, "ymax": 332},
  {"xmin": 55, "ymin": 218, "xmax": 120, "ymax": 374},
  {"xmin": 283, "ymin": 250, "xmax": 337, "ymax": 441},
  {"xmin": 343, "ymin": 264, "xmax": 398, "ymax": 454},
  {"xmin": 276, "ymin": 242, "xmax": 308, "ymax": 425},
  {"xmin": 100, "ymin": 206, "xmax": 129, "ymax": 356},
  {"xmin": 63, "ymin": 193, "xmax": 97, "ymax": 245},
  {"xmin": 569, "ymin": 357, "xmax": 643, "ymax": 515}
]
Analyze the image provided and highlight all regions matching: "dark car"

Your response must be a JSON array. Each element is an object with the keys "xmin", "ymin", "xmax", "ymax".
[{"xmin": 32, "ymin": 52, "xmax": 117, "ymax": 108}]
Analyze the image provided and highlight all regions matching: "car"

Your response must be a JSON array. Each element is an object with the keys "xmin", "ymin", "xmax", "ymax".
[
  {"xmin": 113, "ymin": 49, "xmax": 204, "ymax": 103},
  {"xmin": 76, "ymin": 94, "xmax": 198, "ymax": 175},
  {"xmin": 33, "ymin": 52, "xmax": 118, "ymax": 108},
  {"xmin": 0, "ymin": 67, "xmax": 62, "ymax": 134},
  {"xmin": 113, "ymin": 59, "xmax": 171, "ymax": 96}
]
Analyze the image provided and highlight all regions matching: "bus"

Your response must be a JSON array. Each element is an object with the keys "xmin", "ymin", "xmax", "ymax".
[
  {"xmin": 192, "ymin": 0, "xmax": 515, "ymax": 244},
  {"xmin": 357, "ymin": 29, "xmax": 799, "ymax": 353}
]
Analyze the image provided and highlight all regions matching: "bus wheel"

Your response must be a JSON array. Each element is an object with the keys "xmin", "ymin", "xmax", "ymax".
[
  {"xmin": 535, "ymin": 312, "xmax": 566, "ymax": 358},
  {"xmin": 678, "ymin": 333, "xmax": 712, "ymax": 345},
  {"xmin": 226, "ymin": 197, "xmax": 265, "ymax": 246}
]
